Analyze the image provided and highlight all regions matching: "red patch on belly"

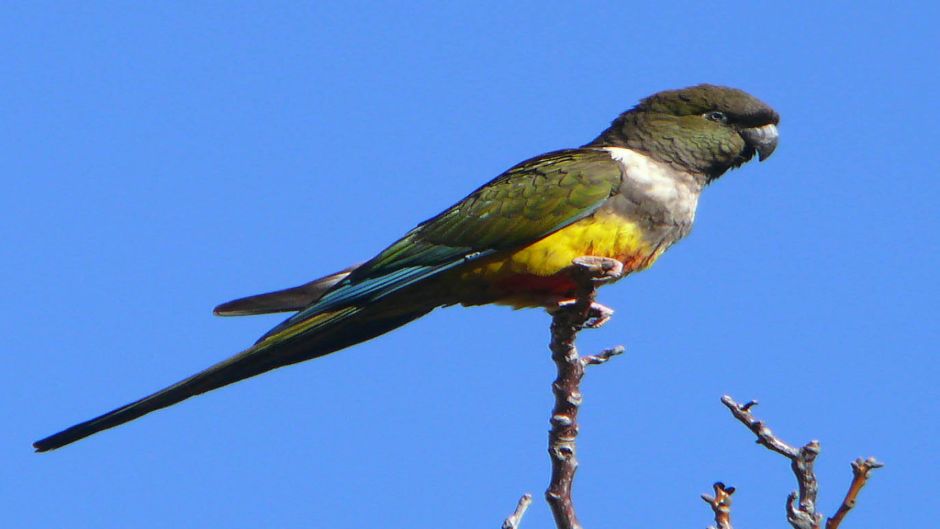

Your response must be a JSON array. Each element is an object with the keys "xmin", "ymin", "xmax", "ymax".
[{"xmin": 496, "ymin": 273, "xmax": 578, "ymax": 297}]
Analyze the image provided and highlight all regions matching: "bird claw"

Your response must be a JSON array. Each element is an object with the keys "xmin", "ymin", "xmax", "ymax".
[
  {"xmin": 553, "ymin": 300, "xmax": 615, "ymax": 329},
  {"xmin": 571, "ymin": 256, "xmax": 624, "ymax": 282}
]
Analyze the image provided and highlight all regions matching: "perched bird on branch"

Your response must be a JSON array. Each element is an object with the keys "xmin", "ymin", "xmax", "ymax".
[{"xmin": 34, "ymin": 84, "xmax": 779, "ymax": 452}]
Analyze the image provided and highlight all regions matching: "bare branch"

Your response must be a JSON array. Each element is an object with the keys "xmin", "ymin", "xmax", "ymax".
[
  {"xmin": 544, "ymin": 256, "xmax": 624, "ymax": 529},
  {"xmin": 720, "ymin": 395, "xmax": 883, "ymax": 529},
  {"xmin": 501, "ymin": 493, "xmax": 533, "ymax": 529},
  {"xmin": 701, "ymin": 481, "xmax": 736, "ymax": 529},
  {"xmin": 826, "ymin": 458, "xmax": 884, "ymax": 529},
  {"xmin": 721, "ymin": 395, "xmax": 821, "ymax": 528},
  {"xmin": 582, "ymin": 346, "xmax": 624, "ymax": 367}
]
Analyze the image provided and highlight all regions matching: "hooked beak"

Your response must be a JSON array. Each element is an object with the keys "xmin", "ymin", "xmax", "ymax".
[{"xmin": 741, "ymin": 123, "xmax": 779, "ymax": 161}]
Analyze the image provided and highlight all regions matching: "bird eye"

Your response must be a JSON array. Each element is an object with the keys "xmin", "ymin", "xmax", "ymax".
[{"xmin": 705, "ymin": 111, "xmax": 729, "ymax": 123}]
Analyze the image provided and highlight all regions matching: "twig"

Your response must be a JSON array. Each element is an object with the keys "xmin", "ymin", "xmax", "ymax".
[
  {"xmin": 501, "ymin": 493, "xmax": 533, "ymax": 529},
  {"xmin": 719, "ymin": 396, "xmax": 883, "ymax": 529},
  {"xmin": 701, "ymin": 481, "xmax": 735, "ymax": 529},
  {"xmin": 582, "ymin": 346, "xmax": 625, "ymax": 367},
  {"xmin": 544, "ymin": 256, "xmax": 624, "ymax": 529},
  {"xmin": 720, "ymin": 396, "xmax": 821, "ymax": 528},
  {"xmin": 826, "ymin": 458, "xmax": 884, "ymax": 529}
]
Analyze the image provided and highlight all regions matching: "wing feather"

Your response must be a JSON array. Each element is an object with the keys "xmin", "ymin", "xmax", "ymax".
[{"xmin": 262, "ymin": 149, "xmax": 622, "ymax": 339}]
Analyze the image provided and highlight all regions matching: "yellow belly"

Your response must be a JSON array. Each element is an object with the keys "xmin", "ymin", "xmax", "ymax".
[{"xmin": 459, "ymin": 210, "xmax": 661, "ymax": 283}]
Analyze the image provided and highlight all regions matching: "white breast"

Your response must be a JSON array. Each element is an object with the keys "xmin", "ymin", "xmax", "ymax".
[{"xmin": 603, "ymin": 146, "xmax": 702, "ymax": 225}]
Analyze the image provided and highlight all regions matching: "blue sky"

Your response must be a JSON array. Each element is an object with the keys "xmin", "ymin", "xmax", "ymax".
[{"xmin": 3, "ymin": 2, "xmax": 937, "ymax": 528}]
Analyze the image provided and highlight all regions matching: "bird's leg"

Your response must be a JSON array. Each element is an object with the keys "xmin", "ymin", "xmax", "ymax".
[{"xmin": 548, "ymin": 256, "xmax": 623, "ymax": 329}]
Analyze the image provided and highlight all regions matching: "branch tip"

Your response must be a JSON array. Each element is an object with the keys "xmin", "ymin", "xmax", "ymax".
[
  {"xmin": 582, "ymin": 345, "xmax": 625, "ymax": 367},
  {"xmin": 501, "ymin": 493, "xmax": 533, "ymax": 529},
  {"xmin": 721, "ymin": 395, "xmax": 882, "ymax": 529},
  {"xmin": 825, "ymin": 457, "xmax": 884, "ymax": 529},
  {"xmin": 702, "ymin": 481, "xmax": 735, "ymax": 529}
]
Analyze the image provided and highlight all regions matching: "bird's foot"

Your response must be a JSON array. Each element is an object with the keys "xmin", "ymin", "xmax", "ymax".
[
  {"xmin": 552, "ymin": 299, "xmax": 615, "ymax": 329},
  {"xmin": 571, "ymin": 256, "xmax": 624, "ymax": 283}
]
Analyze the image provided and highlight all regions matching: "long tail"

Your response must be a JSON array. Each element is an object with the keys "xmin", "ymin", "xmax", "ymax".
[
  {"xmin": 212, "ymin": 265, "xmax": 359, "ymax": 317},
  {"xmin": 33, "ymin": 303, "xmax": 432, "ymax": 452}
]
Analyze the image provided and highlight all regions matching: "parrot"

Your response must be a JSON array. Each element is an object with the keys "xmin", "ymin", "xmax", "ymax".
[{"xmin": 34, "ymin": 84, "xmax": 779, "ymax": 452}]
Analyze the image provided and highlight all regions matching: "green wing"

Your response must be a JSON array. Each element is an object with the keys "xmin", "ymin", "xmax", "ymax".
[
  {"xmin": 30, "ymin": 149, "xmax": 624, "ymax": 452},
  {"xmin": 262, "ymin": 148, "xmax": 623, "ymax": 338}
]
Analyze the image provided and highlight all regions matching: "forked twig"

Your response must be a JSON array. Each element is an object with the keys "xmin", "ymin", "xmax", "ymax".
[{"xmin": 716, "ymin": 396, "xmax": 882, "ymax": 529}]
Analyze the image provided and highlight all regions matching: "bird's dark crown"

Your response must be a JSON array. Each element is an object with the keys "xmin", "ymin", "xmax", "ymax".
[
  {"xmin": 636, "ymin": 84, "xmax": 779, "ymax": 128},
  {"xmin": 588, "ymin": 84, "xmax": 780, "ymax": 181}
]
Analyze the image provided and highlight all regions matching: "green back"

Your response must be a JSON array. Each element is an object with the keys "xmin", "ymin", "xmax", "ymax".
[{"xmin": 263, "ymin": 148, "xmax": 623, "ymax": 338}]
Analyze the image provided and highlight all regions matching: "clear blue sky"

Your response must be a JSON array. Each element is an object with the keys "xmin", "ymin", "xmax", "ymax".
[{"xmin": 4, "ymin": 3, "xmax": 937, "ymax": 528}]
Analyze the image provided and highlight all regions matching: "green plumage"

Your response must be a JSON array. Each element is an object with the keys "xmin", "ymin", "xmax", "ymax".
[
  {"xmin": 33, "ymin": 84, "xmax": 779, "ymax": 452},
  {"xmin": 372, "ymin": 150, "xmax": 622, "ymax": 265},
  {"xmin": 262, "ymin": 149, "xmax": 623, "ymax": 338}
]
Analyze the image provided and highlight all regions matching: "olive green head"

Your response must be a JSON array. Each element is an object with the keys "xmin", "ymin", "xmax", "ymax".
[{"xmin": 589, "ymin": 84, "xmax": 780, "ymax": 181}]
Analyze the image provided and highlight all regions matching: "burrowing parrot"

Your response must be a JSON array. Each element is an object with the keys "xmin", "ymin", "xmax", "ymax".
[{"xmin": 34, "ymin": 84, "xmax": 779, "ymax": 451}]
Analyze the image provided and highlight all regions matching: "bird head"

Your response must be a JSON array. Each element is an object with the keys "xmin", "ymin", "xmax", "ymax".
[{"xmin": 589, "ymin": 84, "xmax": 780, "ymax": 182}]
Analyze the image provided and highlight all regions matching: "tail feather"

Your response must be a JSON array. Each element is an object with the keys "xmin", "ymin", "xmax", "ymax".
[
  {"xmin": 33, "ymin": 303, "xmax": 431, "ymax": 452},
  {"xmin": 213, "ymin": 265, "xmax": 359, "ymax": 317}
]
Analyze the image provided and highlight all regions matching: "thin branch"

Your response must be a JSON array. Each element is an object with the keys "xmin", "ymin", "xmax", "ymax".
[
  {"xmin": 826, "ymin": 457, "xmax": 884, "ymax": 529},
  {"xmin": 720, "ymin": 395, "xmax": 821, "ymax": 528},
  {"xmin": 501, "ymin": 493, "xmax": 533, "ymax": 529},
  {"xmin": 701, "ymin": 481, "xmax": 735, "ymax": 529},
  {"xmin": 582, "ymin": 346, "xmax": 625, "ymax": 367},
  {"xmin": 720, "ymin": 395, "xmax": 883, "ymax": 529},
  {"xmin": 544, "ymin": 256, "xmax": 624, "ymax": 529}
]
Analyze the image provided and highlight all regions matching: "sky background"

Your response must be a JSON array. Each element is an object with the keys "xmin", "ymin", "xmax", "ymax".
[{"xmin": 3, "ymin": 2, "xmax": 937, "ymax": 528}]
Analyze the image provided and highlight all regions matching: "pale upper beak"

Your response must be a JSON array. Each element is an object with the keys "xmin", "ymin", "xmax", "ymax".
[{"xmin": 741, "ymin": 123, "xmax": 779, "ymax": 161}]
